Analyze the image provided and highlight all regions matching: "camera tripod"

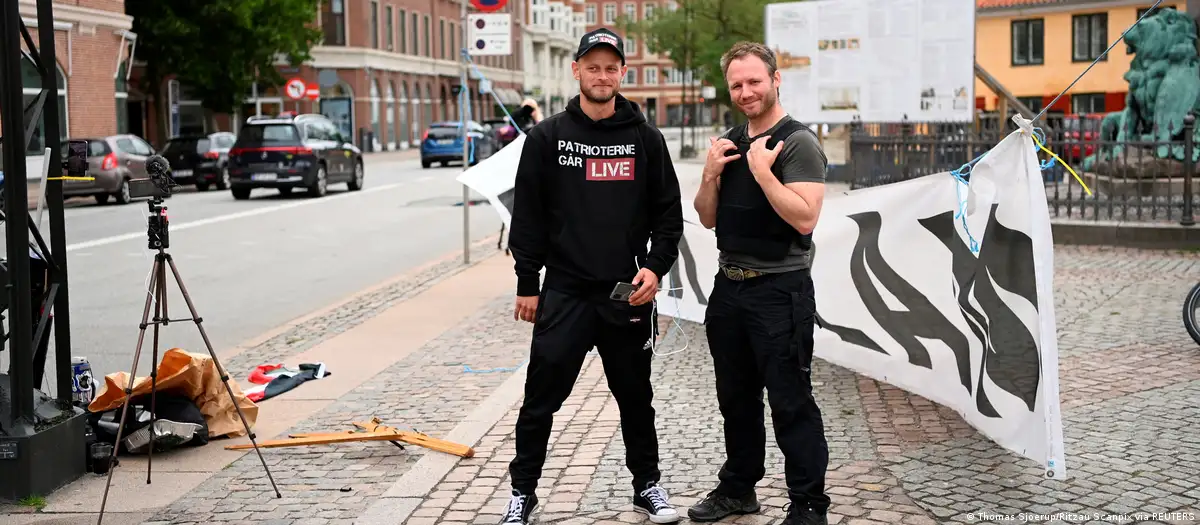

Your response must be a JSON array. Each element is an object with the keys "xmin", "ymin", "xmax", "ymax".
[{"xmin": 95, "ymin": 200, "xmax": 280, "ymax": 525}]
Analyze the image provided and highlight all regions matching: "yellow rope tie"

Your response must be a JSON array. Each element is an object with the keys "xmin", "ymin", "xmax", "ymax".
[
  {"xmin": 1031, "ymin": 132, "xmax": 1092, "ymax": 197},
  {"xmin": 46, "ymin": 176, "xmax": 95, "ymax": 181}
]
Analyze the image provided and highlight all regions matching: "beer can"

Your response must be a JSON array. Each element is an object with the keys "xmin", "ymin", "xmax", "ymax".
[{"xmin": 72, "ymin": 357, "xmax": 95, "ymax": 405}]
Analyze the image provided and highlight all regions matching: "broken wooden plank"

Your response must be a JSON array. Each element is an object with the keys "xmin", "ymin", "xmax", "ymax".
[
  {"xmin": 223, "ymin": 433, "xmax": 411, "ymax": 450},
  {"xmin": 222, "ymin": 417, "xmax": 475, "ymax": 458}
]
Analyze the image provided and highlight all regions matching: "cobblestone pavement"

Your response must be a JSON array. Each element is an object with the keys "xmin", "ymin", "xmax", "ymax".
[
  {"xmin": 147, "ymin": 292, "xmax": 529, "ymax": 524},
  {"xmin": 384, "ymin": 246, "xmax": 1199, "ymax": 525},
  {"xmin": 219, "ymin": 240, "xmax": 501, "ymax": 378},
  {"xmin": 136, "ymin": 244, "xmax": 1199, "ymax": 525}
]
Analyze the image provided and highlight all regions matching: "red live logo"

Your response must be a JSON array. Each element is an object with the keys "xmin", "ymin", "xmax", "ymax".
[{"xmin": 586, "ymin": 157, "xmax": 635, "ymax": 181}]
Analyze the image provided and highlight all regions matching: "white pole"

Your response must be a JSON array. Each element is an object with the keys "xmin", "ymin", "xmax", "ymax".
[{"xmin": 460, "ymin": 0, "xmax": 471, "ymax": 264}]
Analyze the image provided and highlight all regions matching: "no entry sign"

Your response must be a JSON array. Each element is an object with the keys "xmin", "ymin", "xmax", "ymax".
[{"xmin": 470, "ymin": 0, "xmax": 507, "ymax": 13}]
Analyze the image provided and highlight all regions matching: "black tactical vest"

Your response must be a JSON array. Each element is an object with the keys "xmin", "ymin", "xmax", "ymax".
[{"xmin": 715, "ymin": 118, "xmax": 814, "ymax": 261}]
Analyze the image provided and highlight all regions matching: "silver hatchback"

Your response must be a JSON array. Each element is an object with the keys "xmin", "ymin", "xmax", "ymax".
[{"xmin": 62, "ymin": 134, "xmax": 157, "ymax": 205}]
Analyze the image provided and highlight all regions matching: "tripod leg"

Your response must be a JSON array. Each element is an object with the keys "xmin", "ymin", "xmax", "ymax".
[
  {"xmin": 146, "ymin": 252, "xmax": 168, "ymax": 484},
  {"xmin": 162, "ymin": 253, "xmax": 282, "ymax": 498},
  {"xmin": 96, "ymin": 257, "xmax": 160, "ymax": 525}
]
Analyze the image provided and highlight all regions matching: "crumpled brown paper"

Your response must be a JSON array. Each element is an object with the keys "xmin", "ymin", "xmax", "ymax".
[{"xmin": 88, "ymin": 348, "xmax": 258, "ymax": 438}]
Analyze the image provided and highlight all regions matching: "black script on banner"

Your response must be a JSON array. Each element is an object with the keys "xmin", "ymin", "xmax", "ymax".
[{"xmin": 817, "ymin": 207, "xmax": 1041, "ymax": 415}]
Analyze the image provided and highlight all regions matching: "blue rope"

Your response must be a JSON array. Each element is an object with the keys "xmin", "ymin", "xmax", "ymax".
[
  {"xmin": 463, "ymin": 359, "xmax": 528, "ymax": 374},
  {"xmin": 950, "ymin": 170, "xmax": 980, "ymax": 255},
  {"xmin": 950, "ymin": 124, "xmax": 1066, "ymax": 255},
  {"xmin": 460, "ymin": 49, "xmax": 525, "ymax": 135}
]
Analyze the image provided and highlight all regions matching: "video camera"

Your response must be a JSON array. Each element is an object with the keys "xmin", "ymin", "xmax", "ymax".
[
  {"xmin": 66, "ymin": 139, "xmax": 176, "ymax": 250},
  {"xmin": 65, "ymin": 139, "xmax": 176, "ymax": 201}
]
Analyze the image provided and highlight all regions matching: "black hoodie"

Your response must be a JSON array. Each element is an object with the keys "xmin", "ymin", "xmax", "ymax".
[{"xmin": 509, "ymin": 93, "xmax": 683, "ymax": 298}]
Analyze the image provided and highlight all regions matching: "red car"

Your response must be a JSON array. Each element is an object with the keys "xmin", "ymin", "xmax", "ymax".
[{"xmin": 1060, "ymin": 114, "xmax": 1103, "ymax": 161}]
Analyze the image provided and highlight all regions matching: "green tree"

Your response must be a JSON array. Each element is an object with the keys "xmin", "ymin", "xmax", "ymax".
[
  {"xmin": 619, "ymin": 0, "xmax": 773, "ymax": 112},
  {"xmin": 126, "ymin": 0, "xmax": 322, "ymax": 143}
]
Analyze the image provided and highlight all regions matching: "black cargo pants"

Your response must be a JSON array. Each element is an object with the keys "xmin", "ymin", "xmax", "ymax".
[
  {"xmin": 508, "ymin": 287, "xmax": 661, "ymax": 494},
  {"xmin": 703, "ymin": 267, "xmax": 830, "ymax": 512}
]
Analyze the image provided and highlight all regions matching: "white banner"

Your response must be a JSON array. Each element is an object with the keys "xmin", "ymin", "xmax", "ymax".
[
  {"xmin": 457, "ymin": 129, "xmax": 1068, "ymax": 479},
  {"xmin": 457, "ymin": 133, "xmax": 525, "ymax": 226}
]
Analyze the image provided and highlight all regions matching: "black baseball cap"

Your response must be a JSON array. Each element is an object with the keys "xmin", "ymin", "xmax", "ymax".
[{"xmin": 575, "ymin": 28, "xmax": 625, "ymax": 64}]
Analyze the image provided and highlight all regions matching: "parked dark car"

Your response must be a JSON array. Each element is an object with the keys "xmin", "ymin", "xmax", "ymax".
[
  {"xmin": 226, "ymin": 114, "xmax": 363, "ymax": 199},
  {"xmin": 420, "ymin": 120, "xmax": 499, "ymax": 168},
  {"xmin": 482, "ymin": 118, "xmax": 519, "ymax": 146},
  {"xmin": 161, "ymin": 132, "xmax": 237, "ymax": 191}
]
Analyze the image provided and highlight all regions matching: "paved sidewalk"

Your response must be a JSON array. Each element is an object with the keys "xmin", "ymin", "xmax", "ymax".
[{"xmin": 4, "ymin": 235, "xmax": 1198, "ymax": 523}]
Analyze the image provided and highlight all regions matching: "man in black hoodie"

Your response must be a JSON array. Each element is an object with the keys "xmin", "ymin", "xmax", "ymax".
[{"xmin": 503, "ymin": 27, "xmax": 684, "ymax": 525}]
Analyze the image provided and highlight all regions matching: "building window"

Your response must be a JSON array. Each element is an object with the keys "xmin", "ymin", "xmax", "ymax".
[
  {"xmin": 644, "ymin": 3, "xmax": 656, "ymax": 18},
  {"xmin": 398, "ymin": 82, "xmax": 410, "ymax": 147},
  {"xmin": 385, "ymin": 6, "xmax": 394, "ymax": 50},
  {"xmin": 1016, "ymin": 96, "xmax": 1042, "ymax": 114},
  {"xmin": 624, "ymin": 3, "xmax": 636, "ymax": 21},
  {"xmin": 237, "ymin": 82, "xmax": 284, "ymax": 133},
  {"xmin": 399, "ymin": 10, "xmax": 407, "ymax": 53},
  {"xmin": 116, "ymin": 63, "xmax": 129, "ymax": 134},
  {"xmin": 625, "ymin": 67, "xmax": 637, "ymax": 85},
  {"xmin": 1072, "ymin": 13, "xmax": 1107, "ymax": 62},
  {"xmin": 450, "ymin": 22, "xmax": 456, "ymax": 57},
  {"xmin": 586, "ymin": 5, "xmax": 596, "ymax": 24},
  {"xmin": 370, "ymin": 1, "xmax": 379, "ymax": 48},
  {"xmin": 1072, "ymin": 93, "xmax": 1105, "ymax": 114},
  {"xmin": 370, "ymin": 78, "xmax": 381, "ymax": 151},
  {"xmin": 1011, "ymin": 18, "xmax": 1043, "ymax": 65},
  {"xmin": 645, "ymin": 67, "xmax": 658, "ymax": 84},
  {"xmin": 624, "ymin": 36, "xmax": 636, "ymax": 56},
  {"xmin": 322, "ymin": 0, "xmax": 346, "ymax": 45},
  {"xmin": 424, "ymin": 15, "xmax": 431, "ymax": 56},
  {"xmin": 604, "ymin": 3, "xmax": 616, "ymax": 23},
  {"xmin": 440, "ymin": 19, "xmax": 446, "ymax": 58},
  {"xmin": 20, "ymin": 57, "xmax": 67, "ymax": 155},
  {"xmin": 412, "ymin": 13, "xmax": 420, "ymax": 56}
]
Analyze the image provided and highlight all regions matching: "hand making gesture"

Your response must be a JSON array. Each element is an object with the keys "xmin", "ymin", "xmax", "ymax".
[{"xmin": 703, "ymin": 136, "xmax": 740, "ymax": 185}]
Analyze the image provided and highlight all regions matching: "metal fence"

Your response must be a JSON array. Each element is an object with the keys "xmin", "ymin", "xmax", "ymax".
[{"xmin": 842, "ymin": 113, "xmax": 1198, "ymax": 225}]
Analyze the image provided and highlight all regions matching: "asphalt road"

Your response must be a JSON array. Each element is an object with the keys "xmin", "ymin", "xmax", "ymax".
[{"xmin": 2, "ymin": 153, "xmax": 503, "ymax": 395}]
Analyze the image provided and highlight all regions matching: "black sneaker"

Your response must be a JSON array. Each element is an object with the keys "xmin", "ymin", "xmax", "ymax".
[
  {"xmin": 633, "ymin": 482, "xmax": 680, "ymax": 523},
  {"xmin": 780, "ymin": 503, "xmax": 827, "ymax": 525},
  {"xmin": 500, "ymin": 489, "xmax": 538, "ymax": 525},
  {"xmin": 686, "ymin": 489, "xmax": 760, "ymax": 522}
]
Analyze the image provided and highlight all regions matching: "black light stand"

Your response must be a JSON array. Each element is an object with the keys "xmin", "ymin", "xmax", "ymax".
[
  {"xmin": 0, "ymin": 0, "xmax": 87, "ymax": 502},
  {"xmin": 95, "ymin": 190, "xmax": 281, "ymax": 525}
]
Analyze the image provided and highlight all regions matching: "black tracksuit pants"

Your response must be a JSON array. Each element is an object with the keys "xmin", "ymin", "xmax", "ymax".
[
  {"xmin": 703, "ymin": 268, "xmax": 831, "ymax": 512},
  {"xmin": 508, "ymin": 286, "xmax": 660, "ymax": 494}
]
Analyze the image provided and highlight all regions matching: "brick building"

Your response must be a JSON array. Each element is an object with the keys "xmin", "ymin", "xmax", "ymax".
[
  {"xmin": 580, "ymin": 0, "xmax": 709, "ymax": 127},
  {"xmin": 13, "ymin": 0, "xmax": 135, "ymax": 158},
  {"xmin": 131, "ymin": 0, "xmax": 527, "ymax": 152}
]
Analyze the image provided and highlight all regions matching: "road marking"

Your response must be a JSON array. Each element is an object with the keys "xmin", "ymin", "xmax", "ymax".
[
  {"xmin": 65, "ymin": 182, "xmax": 406, "ymax": 252},
  {"xmin": 415, "ymin": 175, "xmax": 433, "ymax": 182}
]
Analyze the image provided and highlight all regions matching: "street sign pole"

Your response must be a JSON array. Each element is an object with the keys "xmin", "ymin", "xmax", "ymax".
[
  {"xmin": 461, "ymin": 0, "xmax": 471, "ymax": 264},
  {"xmin": 460, "ymin": 0, "xmax": 508, "ymax": 264}
]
